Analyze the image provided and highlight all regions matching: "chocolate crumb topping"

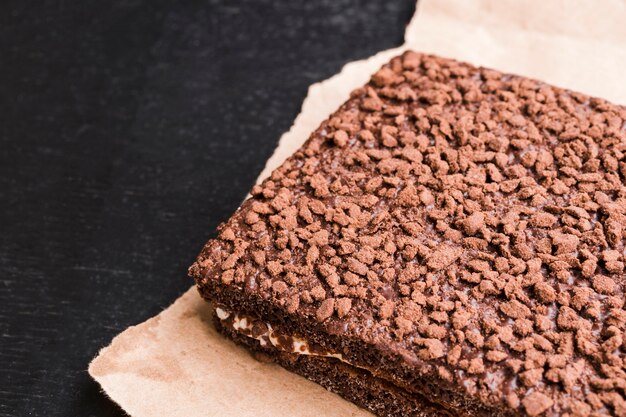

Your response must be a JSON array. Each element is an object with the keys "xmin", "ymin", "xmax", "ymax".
[{"xmin": 191, "ymin": 52, "xmax": 626, "ymax": 417}]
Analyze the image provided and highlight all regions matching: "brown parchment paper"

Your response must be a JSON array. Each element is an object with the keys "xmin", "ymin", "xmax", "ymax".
[{"xmin": 89, "ymin": 1, "xmax": 626, "ymax": 415}]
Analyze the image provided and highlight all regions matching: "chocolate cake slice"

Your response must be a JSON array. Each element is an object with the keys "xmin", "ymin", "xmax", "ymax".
[{"xmin": 190, "ymin": 52, "xmax": 626, "ymax": 417}]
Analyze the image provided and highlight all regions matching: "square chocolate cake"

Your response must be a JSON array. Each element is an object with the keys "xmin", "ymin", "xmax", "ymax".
[{"xmin": 190, "ymin": 52, "xmax": 626, "ymax": 417}]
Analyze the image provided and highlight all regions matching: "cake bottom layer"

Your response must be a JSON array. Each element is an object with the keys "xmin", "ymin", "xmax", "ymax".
[{"xmin": 214, "ymin": 317, "xmax": 455, "ymax": 417}]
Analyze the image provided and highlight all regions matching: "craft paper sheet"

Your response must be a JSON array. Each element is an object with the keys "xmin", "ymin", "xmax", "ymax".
[{"xmin": 89, "ymin": 1, "xmax": 626, "ymax": 415}]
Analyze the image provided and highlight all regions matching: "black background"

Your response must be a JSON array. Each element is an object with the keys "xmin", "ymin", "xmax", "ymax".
[{"xmin": 1, "ymin": 1, "xmax": 415, "ymax": 416}]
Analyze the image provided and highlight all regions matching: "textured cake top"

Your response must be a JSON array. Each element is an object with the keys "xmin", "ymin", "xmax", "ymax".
[{"xmin": 192, "ymin": 52, "xmax": 626, "ymax": 417}]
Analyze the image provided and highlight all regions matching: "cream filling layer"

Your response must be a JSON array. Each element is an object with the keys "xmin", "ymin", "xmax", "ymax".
[{"xmin": 215, "ymin": 307, "xmax": 345, "ymax": 361}]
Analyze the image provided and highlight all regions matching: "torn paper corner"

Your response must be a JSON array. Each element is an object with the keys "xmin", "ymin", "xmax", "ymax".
[
  {"xmin": 90, "ymin": 288, "xmax": 373, "ymax": 417},
  {"xmin": 89, "ymin": 1, "xmax": 626, "ymax": 416}
]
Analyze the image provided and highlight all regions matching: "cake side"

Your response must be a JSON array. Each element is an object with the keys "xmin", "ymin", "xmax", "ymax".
[
  {"xmin": 214, "ymin": 316, "xmax": 451, "ymax": 417},
  {"xmin": 191, "ymin": 51, "xmax": 626, "ymax": 417},
  {"xmin": 199, "ymin": 267, "xmax": 505, "ymax": 417}
]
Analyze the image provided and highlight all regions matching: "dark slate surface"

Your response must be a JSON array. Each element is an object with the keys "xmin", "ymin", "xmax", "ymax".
[{"xmin": 0, "ymin": 1, "xmax": 415, "ymax": 416}]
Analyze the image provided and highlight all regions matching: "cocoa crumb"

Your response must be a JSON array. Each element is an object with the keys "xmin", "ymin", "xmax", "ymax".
[
  {"xmin": 333, "ymin": 130, "xmax": 349, "ymax": 148},
  {"xmin": 336, "ymin": 297, "xmax": 352, "ymax": 318},
  {"xmin": 316, "ymin": 298, "xmax": 335, "ymax": 322},
  {"xmin": 592, "ymin": 275, "xmax": 616, "ymax": 295},
  {"xmin": 379, "ymin": 300, "xmax": 395, "ymax": 319},
  {"xmin": 420, "ymin": 338, "xmax": 445, "ymax": 359},
  {"xmin": 310, "ymin": 285, "xmax": 326, "ymax": 301},
  {"xmin": 534, "ymin": 282, "xmax": 556, "ymax": 303},
  {"xmin": 461, "ymin": 212, "xmax": 485, "ymax": 235},
  {"xmin": 426, "ymin": 245, "xmax": 463, "ymax": 270},
  {"xmin": 522, "ymin": 392, "xmax": 553, "ymax": 416}
]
